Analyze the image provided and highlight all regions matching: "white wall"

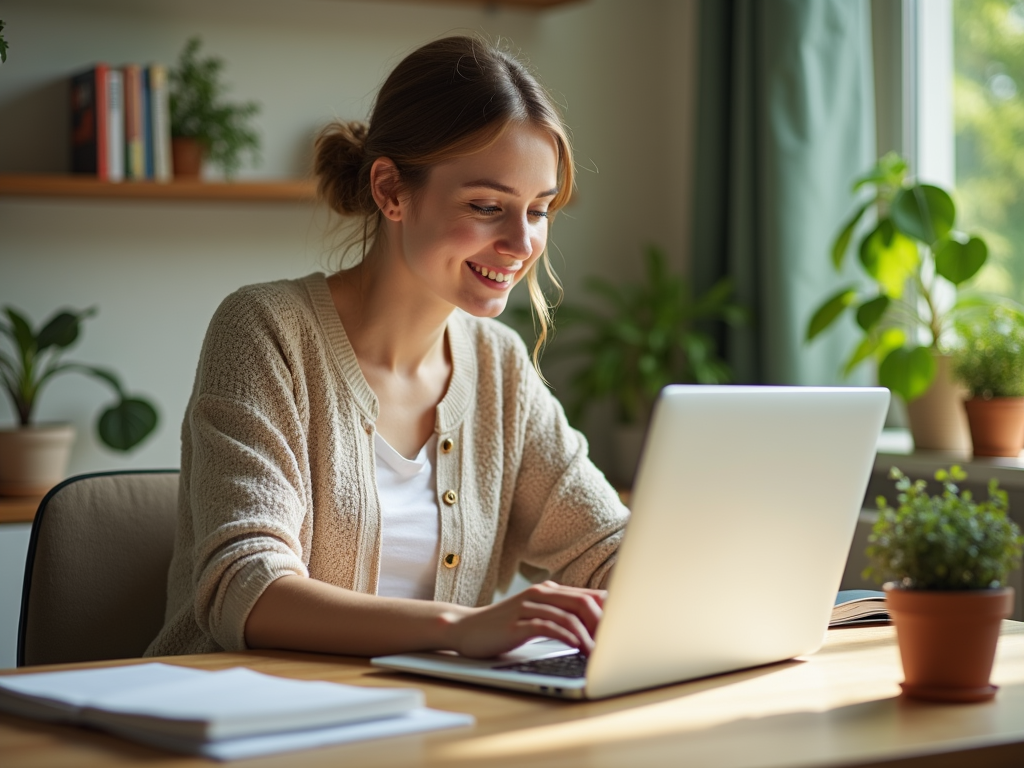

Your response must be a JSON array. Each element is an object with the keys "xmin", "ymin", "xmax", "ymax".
[{"xmin": 0, "ymin": 0, "xmax": 698, "ymax": 478}]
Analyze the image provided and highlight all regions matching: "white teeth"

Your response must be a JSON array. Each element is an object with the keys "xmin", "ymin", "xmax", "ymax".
[{"xmin": 471, "ymin": 264, "xmax": 512, "ymax": 283}]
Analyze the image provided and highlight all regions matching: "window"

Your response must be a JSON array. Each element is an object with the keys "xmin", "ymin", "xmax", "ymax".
[{"xmin": 952, "ymin": 0, "xmax": 1024, "ymax": 306}]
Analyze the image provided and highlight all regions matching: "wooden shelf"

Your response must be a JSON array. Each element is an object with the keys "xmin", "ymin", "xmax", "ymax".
[
  {"xmin": 0, "ymin": 174, "xmax": 317, "ymax": 202},
  {"xmin": 0, "ymin": 495, "xmax": 42, "ymax": 525}
]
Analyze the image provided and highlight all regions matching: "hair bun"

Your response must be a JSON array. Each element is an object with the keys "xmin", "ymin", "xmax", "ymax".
[{"xmin": 314, "ymin": 120, "xmax": 374, "ymax": 216}]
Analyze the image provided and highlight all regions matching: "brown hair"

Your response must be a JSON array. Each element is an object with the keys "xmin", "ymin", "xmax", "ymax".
[{"xmin": 314, "ymin": 35, "xmax": 574, "ymax": 370}]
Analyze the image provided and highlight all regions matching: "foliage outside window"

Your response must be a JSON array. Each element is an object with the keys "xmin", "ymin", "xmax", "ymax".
[{"xmin": 954, "ymin": 0, "xmax": 1024, "ymax": 306}]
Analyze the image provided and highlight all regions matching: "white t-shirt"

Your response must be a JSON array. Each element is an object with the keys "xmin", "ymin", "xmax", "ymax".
[{"xmin": 373, "ymin": 432, "xmax": 441, "ymax": 600}]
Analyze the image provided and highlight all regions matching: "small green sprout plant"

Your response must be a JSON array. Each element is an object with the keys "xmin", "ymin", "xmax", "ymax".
[
  {"xmin": 951, "ymin": 305, "xmax": 1024, "ymax": 400},
  {"xmin": 169, "ymin": 37, "xmax": 261, "ymax": 178},
  {"xmin": 0, "ymin": 306, "xmax": 158, "ymax": 451},
  {"xmin": 864, "ymin": 466, "xmax": 1023, "ymax": 590}
]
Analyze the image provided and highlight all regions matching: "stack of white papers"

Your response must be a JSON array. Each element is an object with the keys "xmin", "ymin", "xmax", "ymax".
[{"xmin": 0, "ymin": 663, "xmax": 472, "ymax": 760}]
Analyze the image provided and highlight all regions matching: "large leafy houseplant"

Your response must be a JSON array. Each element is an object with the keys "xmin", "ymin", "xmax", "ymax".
[
  {"xmin": 864, "ymin": 465, "xmax": 1022, "ymax": 702},
  {"xmin": 550, "ymin": 245, "xmax": 746, "ymax": 427},
  {"xmin": 0, "ymin": 307, "xmax": 158, "ymax": 451},
  {"xmin": 169, "ymin": 37, "xmax": 261, "ymax": 178},
  {"xmin": 806, "ymin": 152, "xmax": 990, "ymax": 402}
]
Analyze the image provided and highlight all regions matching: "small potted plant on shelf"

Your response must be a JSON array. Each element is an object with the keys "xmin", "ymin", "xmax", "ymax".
[
  {"xmin": 806, "ymin": 152, "xmax": 991, "ymax": 452},
  {"xmin": 864, "ymin": 465, "xmax": 1023, "ymax": 702},
  {"xmin": 519, "ymin": 245, "xmax": 746, "ymax": 485},
  {"xmin": 0, "ymin": 306, "xmax": 159, "ymax": 496},
  {"xmin": 951, "ymin": 305, "xmax": 1024, "ymax": 457},
  {"xmin": 169, "ymin": 36, "xmax": 261, "ymax": 179}
]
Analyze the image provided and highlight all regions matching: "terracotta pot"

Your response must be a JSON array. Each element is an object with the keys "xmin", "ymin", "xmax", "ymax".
[
  {"xmin": 885, "ymin": 584, "xmax": 1014, "ymax": 702},
  {"xmin": 171, "ymin": 137, "xmax": 204, "ymax": 178},
  {"xmin": 905, "ymin": 354, "xmax": 971, "ymax": 453},
  {"xmin": 0, "ymin": 424, "xmax": 76, "ymax": 497},
  {"xmin": 963, "ymin": 397, "xmax": 1024, "ymax": 458}
]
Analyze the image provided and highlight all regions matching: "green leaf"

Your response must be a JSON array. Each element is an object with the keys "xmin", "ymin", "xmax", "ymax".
[
  {"xmin": 843, "ymin": 336, "xmax": 879, "ymax": 376},
  {"xmin": 831, "ymin": 203, "xmax": 869, "ymax": 270},
  {"xmin": 934, "ymin": 235, "xmax": 987, "ymax": 286},
  {"xmin": 36, "ymin": 308, "xmax": 94, "ymax": 352},
  {"xmin": 5, "ymin": 307, "xmax": 35, "ymax": 357},
  {"xmin": 858, "ymin": 219, "xmax": 919, "ymax": 298},
  {"xmin": 855, "ymin": 295, "xmax": 890, "ymax": 331},
  {"xmin": 878, "ymin": 346, "xmax": 936, "ymax": 402},
  {"xmin": 891, "ymin": 184, "xmax": 955, "ymax": 244},
  {"xmin": 0, "ymin": 19, "xmax": 8, "ymax": 64},
  {"xmin": 97, "ymin": 397, "xmax": 158, "ymax": 451},
  {"xmin": 806, "ymin": 287, "xmax": 858, "ymax": 341},
  {"xmin": 852, "ymin": 152, "xmax": 907, "ymax": 192}
]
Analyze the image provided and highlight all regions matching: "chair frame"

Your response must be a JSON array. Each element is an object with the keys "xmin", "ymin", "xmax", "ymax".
[{"xmin": 17, "ymin": 469, "xmax": 178, "ymax": 667}]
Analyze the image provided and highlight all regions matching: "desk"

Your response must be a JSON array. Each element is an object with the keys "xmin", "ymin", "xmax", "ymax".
[{"xmin": 2, "ymin": 622, "xmax": 1024, "ymax": 768}]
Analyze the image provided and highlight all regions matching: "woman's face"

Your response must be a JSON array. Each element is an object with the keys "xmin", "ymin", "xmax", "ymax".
[{"xmin": 391, "ymin": 123, "xmax": 560, "ymax": 318}]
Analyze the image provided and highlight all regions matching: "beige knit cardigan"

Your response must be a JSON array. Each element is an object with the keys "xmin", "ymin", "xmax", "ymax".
[{"xmin": 146, "ymin": 273, "xmax": 629, "ymax": 656}]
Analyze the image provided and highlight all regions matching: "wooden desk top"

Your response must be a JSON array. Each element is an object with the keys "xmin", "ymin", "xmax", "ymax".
[{"xmin": 2, "ymin": 623, "xmax": 1024, "ymax": 768}]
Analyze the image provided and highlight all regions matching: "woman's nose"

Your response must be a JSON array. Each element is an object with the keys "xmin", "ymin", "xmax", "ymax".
[{"xmin": 496, "ymin": 215, "xmax": 534, "ymax": 258}]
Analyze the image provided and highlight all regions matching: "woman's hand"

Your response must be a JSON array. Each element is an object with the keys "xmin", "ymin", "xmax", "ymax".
[{"xmin": 442, "ymin": 581, "xmax": 606, "ymax": 659}]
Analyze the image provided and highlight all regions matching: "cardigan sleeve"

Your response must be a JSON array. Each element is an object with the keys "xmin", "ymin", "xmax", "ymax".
[
  {"xmin": 184, "ymin": 289, "xmax": 312, "ymax": 652},
  {"xmin": 507, "ymin": 351, "xmax": 630, "ymax": 590}
]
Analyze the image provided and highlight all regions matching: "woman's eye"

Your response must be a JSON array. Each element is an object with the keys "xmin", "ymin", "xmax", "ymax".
[
  {"xmin": 470, "ymin": 204, "xmax": 501, "ymax": 215},
  {"xmin": 529, "ymin": 209, "xmax": 550, "ymax": 220}
]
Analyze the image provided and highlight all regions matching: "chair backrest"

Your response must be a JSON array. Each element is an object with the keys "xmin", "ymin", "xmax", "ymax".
[{"xmin": 18, "ymin": 470, "xmax": 179, "ymax": 667}]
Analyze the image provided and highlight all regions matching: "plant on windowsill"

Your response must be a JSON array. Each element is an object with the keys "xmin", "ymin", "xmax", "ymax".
[
  {"xmin": 951, "ymin": 304, "xmax": 1024, "ymax": 457},
  {"xmin": 805, "ymin": 152, "xmax": 992, "ymax": 451},
  {"xmin": 169, "ymin": 36, "xmax": 261, "ymax": 179},
  {"xmin": 0, "ymin": 306, "xmax": 159, "ymax": 497},
  {"xmin": 864, "ymin": 465, "xmax": 1023, "ymax": 702},
  {"xmin": 517, "ymin": 244, "xmax": 747, "ymax": 486}
]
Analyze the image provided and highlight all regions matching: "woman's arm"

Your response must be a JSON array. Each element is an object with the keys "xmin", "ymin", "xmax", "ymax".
[{"xmin": 244, "ymin": 575, "xmax": 605, "ymax": 658}]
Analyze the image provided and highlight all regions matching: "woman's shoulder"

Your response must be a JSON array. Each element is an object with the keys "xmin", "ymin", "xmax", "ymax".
[
  {"xmin": 209, "ymin": 273, "xmax": 325, "ymax": 337},
  {"xmin": 452, "ymin": 312, "xmax": 531, "ymax": 367}
]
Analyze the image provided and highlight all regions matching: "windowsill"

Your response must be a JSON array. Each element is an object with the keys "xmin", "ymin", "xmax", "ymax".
[{"xmin": 875, "ymin": 428, "xmax": 1024, "ymax": 488}]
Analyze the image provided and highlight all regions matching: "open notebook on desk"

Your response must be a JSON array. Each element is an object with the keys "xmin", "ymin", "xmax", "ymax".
[{"xmin": 0, "ymin": 663, "xmax": 471, "ymax": 760}]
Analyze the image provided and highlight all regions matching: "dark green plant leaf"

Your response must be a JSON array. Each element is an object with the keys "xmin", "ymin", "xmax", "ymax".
[
  {"xmin": 878, "ymin": 345, "xmax": 936, "ymax": 402},
  {"xmin": 843, "ymin": 336, "xmax": 878, "ymax": 377},
  {"xmin": 852, "ymin": 151, "xmax": 907, "ymax": 192},
  {"xmin": 36, "ymin": 308, "xmax": 95, "ymax": 352},
  {"xmin": 97, "ymin": 397, "xmax": 158, "ymax": 451},
  {"xmin": 934, "ymin": 235, "xmax": 987, "ymax": 286},
  {"xmin": 855, "ymin": 295, "xmax": 890, "ymax": 331},
  {"xmin": 831, "ymin": 202, "xmax": 869, "ymax": 270},
  {"xmin": 806, "ymin": 287, "xmax": 858, "ymax": 341},
  {"xmin": 891, "ymin": 184, "xmax": 955, "ymax": 244},
  {"xmin": 858, "ymin": 219, "xmax": 919, "ymax": 298},
  {"xmin": 5, "ymin": 307, "xmax": 35, "ymax": 357}
]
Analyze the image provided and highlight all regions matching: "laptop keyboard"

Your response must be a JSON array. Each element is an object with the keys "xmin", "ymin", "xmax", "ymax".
[{"xmin": 496, "ymin": 653, "xmax": 588, "ymax": 679}]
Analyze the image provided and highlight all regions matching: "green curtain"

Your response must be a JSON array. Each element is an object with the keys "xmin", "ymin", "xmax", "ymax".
[{"xmin": 692, "ymin": 0, "xmax": 876, "ymax": 385}]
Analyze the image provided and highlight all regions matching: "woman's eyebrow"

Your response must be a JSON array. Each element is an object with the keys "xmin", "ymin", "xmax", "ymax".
[{"xmin": 462, "ymin": 179, "xmax": 559, "ymax": 198}]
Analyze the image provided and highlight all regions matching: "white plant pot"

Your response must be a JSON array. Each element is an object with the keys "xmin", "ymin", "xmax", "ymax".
[
  {"xmin": 0, "ymin": 423, "xmax": 76, "ymax": 497},
  {"xmin": 905, "ymin": 354, "xmax": 971, "ymax": 454}
]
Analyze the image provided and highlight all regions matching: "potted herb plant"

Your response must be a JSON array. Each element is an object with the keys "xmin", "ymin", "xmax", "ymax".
[
  {"xmin": 169, "ymin": 36, "xmax": 260, "ymax": 179},
  {"xmin": 806, "ymin": 152, "xmax": 991, "ymax": 451},
  {"xmin": 865, "ymin": 465, "xmax": 1023, "ymax": 702},
  {"xmin": 951, "ymin": 304, "xmax": 1024, "ymax": 457},
  {"xmin": 0, "ymin": 307, "xmax": 159, "ymax": 496},
  {"xmin": 526, "ymin": 245, "xmax": 746, "ymax": 485}
]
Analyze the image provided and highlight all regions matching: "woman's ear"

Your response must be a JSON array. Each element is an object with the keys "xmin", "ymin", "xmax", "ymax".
[{"xmin": 370, "ymin": 157, "xmax": 403, "ymax": 221}]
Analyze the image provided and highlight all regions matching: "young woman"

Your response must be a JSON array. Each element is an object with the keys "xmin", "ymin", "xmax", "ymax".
[{"xmin": 146, "ymin": 36, "xmax": 630, "ymax": 661}]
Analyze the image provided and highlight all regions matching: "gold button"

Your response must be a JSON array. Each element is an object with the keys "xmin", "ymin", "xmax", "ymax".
[
  {"xmin": 364, "ymin": 423, "xmax": 373, "ymax": 434},
  {"xmin": 443, "ymin": 489, "xmax": 458, "ymax": 505},
  {"xmin": 443, "ymin": 553, "xmax": 460, "ymax": 568},
  {"xmin": 441, "ymin": 438, "xmax": 454, "ymax": 453}
]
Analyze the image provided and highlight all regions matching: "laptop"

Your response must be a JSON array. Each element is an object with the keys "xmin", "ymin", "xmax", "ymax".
[{"xmin": 372, "ymin": 385, "xmax": 890, "ymax": 699}]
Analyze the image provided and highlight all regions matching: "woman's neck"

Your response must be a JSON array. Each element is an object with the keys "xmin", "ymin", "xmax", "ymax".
[{"xmin": 326, "ymin": 258, "xmax": 452, "ymax": 376}]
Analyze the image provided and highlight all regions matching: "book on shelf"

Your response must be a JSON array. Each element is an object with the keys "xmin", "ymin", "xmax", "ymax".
[
  {"xmin": 146, "ymin": 64, "xmax": 172, "ymax": 182},
  {"xmin": 122, "ymin": 64, "xmax": 145, "ymax": 180},
  {"xmin": 0, "ymin": 662, "xmax": 472, "ymax": 760},
  {"xmin": 830, "ymin": 589, "xmax": 889, "ymax": 628},
  {"xmin": 70, "ymin": 64, "xmax": 124, "ymax": 182}
]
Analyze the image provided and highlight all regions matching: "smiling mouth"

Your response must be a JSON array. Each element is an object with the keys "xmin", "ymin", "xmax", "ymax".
[{"xmin": 469, "ymin": 263, "xmax": 515, "ymax": 284}]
